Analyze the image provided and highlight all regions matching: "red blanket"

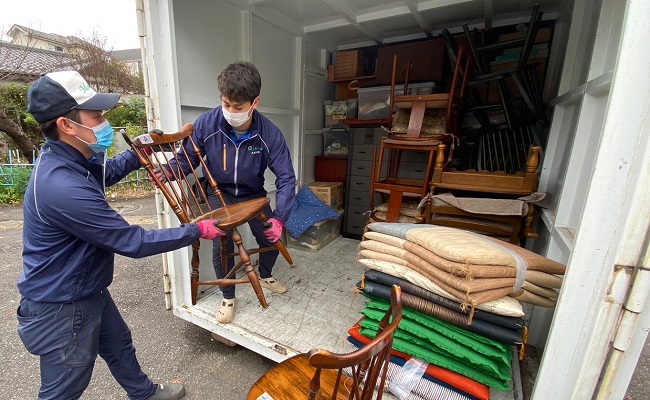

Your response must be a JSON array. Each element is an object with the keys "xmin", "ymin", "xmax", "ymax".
[{"xmin": 349, "ymin": 320, "xmax": 490, "ymax": 400}]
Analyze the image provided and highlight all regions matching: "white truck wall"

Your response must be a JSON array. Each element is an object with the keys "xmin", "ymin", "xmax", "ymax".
[
  {"xmin": 531, "ymin": 0, "xmax": 650, "ymax": 398},
  {"xmin": 145, "ymin": 0, "xmax": 329, "ymax": 297}
]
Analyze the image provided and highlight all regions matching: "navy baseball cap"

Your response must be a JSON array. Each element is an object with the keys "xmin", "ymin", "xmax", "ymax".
[{"xmin": 28, "ymin": 71, "xmax": 121, "ymax": 123}]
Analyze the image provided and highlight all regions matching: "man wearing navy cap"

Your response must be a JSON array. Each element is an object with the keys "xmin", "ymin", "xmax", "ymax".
[{"xmin": 17, "ymin": 71, "xmax": 224, "ymax": 400}]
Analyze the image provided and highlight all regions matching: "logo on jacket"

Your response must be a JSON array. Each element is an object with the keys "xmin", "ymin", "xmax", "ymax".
[{"xmin": 248, "ymin": 145, "xmax": 263, "ymax": 155}]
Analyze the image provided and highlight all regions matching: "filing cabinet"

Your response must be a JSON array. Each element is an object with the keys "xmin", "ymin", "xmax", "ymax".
[{"xmin": 342, "ymin": 126, "xmax": 387, "ymax": 238}]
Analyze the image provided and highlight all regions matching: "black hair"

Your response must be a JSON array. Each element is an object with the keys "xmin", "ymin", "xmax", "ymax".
[
  {"xmin": 39, "ymin": 109, "xmax": 80, "ymax": 140},
  {"xmin": 217, "ymin": 61, "xmax": 261, "ymax": 103}
]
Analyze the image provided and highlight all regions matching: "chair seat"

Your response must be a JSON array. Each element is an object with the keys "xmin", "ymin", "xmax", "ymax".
[
  {"xmin": 384, "ymin": 135, "xmax": 445, "ymax": 144},
  {"xmin": 393, "ymin": 93, "xmax": 450, "ymax": 109},
  {"xmin": 247, "ymin": 354, "xmax": 350, "ymax": 400},
  {"xmin": 190, "ymin": 197, "xmax": 270, "ymax": 229}
]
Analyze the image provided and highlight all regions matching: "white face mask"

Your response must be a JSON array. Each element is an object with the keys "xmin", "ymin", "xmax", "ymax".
[{"xmin": 222, "ymin": 99, "xmax": 257, "ymax": 127}]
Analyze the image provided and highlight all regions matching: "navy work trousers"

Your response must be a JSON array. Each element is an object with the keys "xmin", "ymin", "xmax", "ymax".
[
  {"xmin": 207, "ymin": 190, "xmax": 279, "ymax": 299},
  {"xmin": 16, "ymin": 289, "xmax": 156, "ymax": 400}
]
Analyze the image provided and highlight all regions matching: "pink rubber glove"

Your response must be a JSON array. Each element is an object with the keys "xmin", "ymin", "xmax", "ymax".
[
  {"xmin": 148, "ymin": 168, "xmax": 166, "ymax": 187},
  {"xmin": 197, "ymin": 220, "xmax": 226, "ymax": 240},
  {"xmin": 264, "ymin": 218, "xmax": 284, "ymax": 243}
]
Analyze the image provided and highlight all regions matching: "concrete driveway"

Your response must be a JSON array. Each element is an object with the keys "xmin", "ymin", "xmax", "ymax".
[{"xmin": 1, "ymin": 194, "xmax": 647, "ymax": 399}]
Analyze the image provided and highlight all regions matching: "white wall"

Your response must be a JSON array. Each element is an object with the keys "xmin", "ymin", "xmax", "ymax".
[{"xmin": 149, "ymin": 0, "xmax": 330, "ymax": 287}]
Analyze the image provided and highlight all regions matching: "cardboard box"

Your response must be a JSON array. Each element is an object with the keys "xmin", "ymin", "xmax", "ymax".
[{"xmin": 307, "ymin": 182, "xmax": 344, "ymax": 210}]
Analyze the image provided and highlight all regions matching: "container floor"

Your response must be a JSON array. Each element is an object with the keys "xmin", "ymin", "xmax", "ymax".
[{"xmin": 178, "ymin": 236, "xmax": 519, "ymax": 400}]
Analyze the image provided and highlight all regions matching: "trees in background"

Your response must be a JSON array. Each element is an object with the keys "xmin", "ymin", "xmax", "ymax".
[
  {"xmin": 70, "ymin": 32, "xmax": 142, "ymax": 94},
  {"xmin": 0, "ymin": 83, "xmax": 39, "ymax": 162},
  {"xmin": 0, "ymin": 30, "xmax": 145, "ymax": 162}
]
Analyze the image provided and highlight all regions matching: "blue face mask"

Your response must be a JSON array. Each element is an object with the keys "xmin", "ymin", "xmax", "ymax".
[{"xmin": 69, "ymin": 119, "xmax": 115, "ymax": 153}]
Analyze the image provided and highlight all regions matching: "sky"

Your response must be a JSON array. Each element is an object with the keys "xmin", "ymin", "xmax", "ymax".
[{"xmin": 0, "ymin": 0, "xmax": 140, "ymax": 50}]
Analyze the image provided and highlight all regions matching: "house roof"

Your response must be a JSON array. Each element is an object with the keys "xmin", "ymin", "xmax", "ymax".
[
  {"xmin": 111, "ymin": 48, "xmax": 141, "ymax": 62},
  {"xmin": 0, "ymin": 42, "xmax": 78, "ymax": 82},
  {"xmin": 7, "ymin": 24, "xmax": 76, "ymax": 46}
]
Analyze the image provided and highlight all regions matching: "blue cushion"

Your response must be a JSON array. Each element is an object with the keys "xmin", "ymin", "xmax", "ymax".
[{"xmin": 285, "ymin": 185, "xmax": 341, "ymax": 238}]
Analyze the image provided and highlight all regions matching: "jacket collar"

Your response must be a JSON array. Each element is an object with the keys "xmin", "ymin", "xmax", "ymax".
[{"xmin": 43, "ymin": 139, "xmax": 105, "ymax": 169}]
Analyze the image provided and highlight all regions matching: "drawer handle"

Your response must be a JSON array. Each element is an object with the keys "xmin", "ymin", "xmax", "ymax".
[
  {"xmin": 355, "ymin": 182, "xmax": 364, "ymax": 185},
  {"xmin": 357, "ymin": 167, "xmax": 365, "ymax": 170},
  {"xmin": 354, "ymin": 197, "xmax": 362, "ymax": 200},
  {"xmin": 358, "ymin": 151, "xmax": 367, "ymax": 154},
  {"xmin": 415, "ymin": 169, "xmax": 423, "ymax": 173}
]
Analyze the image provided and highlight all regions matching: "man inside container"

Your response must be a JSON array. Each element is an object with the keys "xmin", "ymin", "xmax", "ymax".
[
  {"xmin": 17, "ymin": 71, "xmax": 225, "ymax": 400},
  {"xmin": 161, "ymin": 61, "xmax": 296, "ymax": 324}
]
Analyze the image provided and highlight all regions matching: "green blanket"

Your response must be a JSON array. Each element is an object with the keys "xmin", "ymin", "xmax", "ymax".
[{"xmin": 361, "ymin": 295, "xmax": 512, "ymax": 390}]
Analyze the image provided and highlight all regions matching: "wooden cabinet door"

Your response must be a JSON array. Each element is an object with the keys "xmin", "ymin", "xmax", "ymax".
[
  {"xmin": 373, "ymin": 39, "xmax": 446, "ymax": 85},
  {"xmin": 315, "ymin": 156, "xmax": 348, "ymax": 187}
]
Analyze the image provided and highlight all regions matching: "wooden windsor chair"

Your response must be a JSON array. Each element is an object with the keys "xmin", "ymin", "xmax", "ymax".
[
  {"xmin": 369, "ymin": 46, "xmax": 472, "ymax": 223},
  {"xmin": 426, "ymin": 142, "xmax": 542, "ymax": 245},
  {"xmin": 247, "ymin": 285, "xmax": 403, "ymax": 400},
  {"xmin": 123, "ymin": 124, "xmax": 294, "ymax": 308}
]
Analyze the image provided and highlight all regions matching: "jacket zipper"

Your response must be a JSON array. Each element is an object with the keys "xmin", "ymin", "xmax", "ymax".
[
  {"xmin": 234, "ymin": 146, "xmax": 239, "ymax": 195},
  {"xmin": 230, "ymin": 134, "xmax": 258, "ymax": 196}
]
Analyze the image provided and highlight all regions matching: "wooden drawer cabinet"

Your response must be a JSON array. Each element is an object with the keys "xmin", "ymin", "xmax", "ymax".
[
  {"xmin": 371, "ymin": 39, "xmax": 446, "ymax": 86},
  {"xmin": 315, "ymin": 156, "xmax": 348, "ymax": 187}
]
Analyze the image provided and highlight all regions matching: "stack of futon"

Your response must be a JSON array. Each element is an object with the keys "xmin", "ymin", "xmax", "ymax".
[{"xmin": 349, "ymin": 222, "xmax": 566, "ymax": 399}]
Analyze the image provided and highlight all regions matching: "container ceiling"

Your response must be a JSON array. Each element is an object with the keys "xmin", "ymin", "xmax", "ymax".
[{"xmin": 239, "ymin": 0, "xmax": 565, "ymax": 50}]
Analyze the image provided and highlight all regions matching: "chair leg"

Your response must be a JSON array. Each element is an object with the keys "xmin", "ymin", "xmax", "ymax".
[
  {"xmin": 275, "ymin": 241, "xmax": 295, "ymax": 267},
  {"xmin": 232, "ymin": 227, "xmax": 268, "ymax": 309},
  {"xmin": 221, "ymin": 235, "xmax": 228, "ymax": 275},
  {"xmin": 191, "ymin": 241, "xmax": 201, "ymax": 305},
  {"xmin": 386, "ymin": 192, "xmax": 404, "ymax": 222},
  {"xmin": 257, "ymin": 211, "xmax": 295, "ymax": 267}
]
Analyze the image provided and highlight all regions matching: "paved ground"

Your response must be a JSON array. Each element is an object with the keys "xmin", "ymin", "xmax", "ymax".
[
  {"xmin": 0, "ymin": 195, "xmax": 274, "ymax": 400},
  {"xmin": 0, "ymin": 194, "xmax": 647, "ymax": 399}
]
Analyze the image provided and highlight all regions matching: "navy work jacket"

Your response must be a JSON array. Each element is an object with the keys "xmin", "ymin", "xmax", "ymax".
[
  {"xmin": 176, "ymin": 107, "xmax": 296, "ymax": 223},
  {"xmin": 19, "ymin": 140, "xmax": 200, "ymax": 303}
]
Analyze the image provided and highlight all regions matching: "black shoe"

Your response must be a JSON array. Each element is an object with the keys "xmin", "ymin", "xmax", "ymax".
[{"xmin": 147, "ymin": 383, "xmax": 186, "ymax": 400}]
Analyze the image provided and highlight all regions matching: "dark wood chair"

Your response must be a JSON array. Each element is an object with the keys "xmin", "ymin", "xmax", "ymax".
[
  {"xmin": 426, "ymin": 143, "xmax": 541, "ymax": 245},
  {"xmin": 369, "ymin": 46, "xmax": 471, "ymax": 223},
  {"xmin": 122, "ymin": 124, "xmax": 294, "ymax": 307},
  {"xmin": 247, "ymin": 285, "xmax": 403, "ymax": 400},
  {"xmin": 462, "ymin": 3, "xmax": 546, "ymax": 129}
]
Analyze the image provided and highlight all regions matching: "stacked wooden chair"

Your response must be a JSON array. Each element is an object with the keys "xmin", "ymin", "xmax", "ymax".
[
  {"xmin": 370, "ymin": 46, "xmax": 472, "ymax": 223},
  {"xmin": 424, "ymin": 142, "xmax": 542, "ymax": 245}
]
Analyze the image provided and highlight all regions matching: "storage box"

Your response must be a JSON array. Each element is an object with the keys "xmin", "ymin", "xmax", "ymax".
[
  {"xmin": 324, "ymin": 99, "xmax": 357, "ymax": 127},
  {"xmin": 357, "ymin": 82, "xmax": 436, "ymax": 120},
  {"xmin": 286, "ymin": 212, "xmax": 343, "ymax": 252},
  {"xmin": 323, "ymin": 128, "xmax": 349, "ymax": 156},
  {"xmin": 307, "ymin": 182, "xmax": 344, "ymax": 210},
  {"xmin": 333, "ymin": 50, "xmax": 363, "ymax": 80}
]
